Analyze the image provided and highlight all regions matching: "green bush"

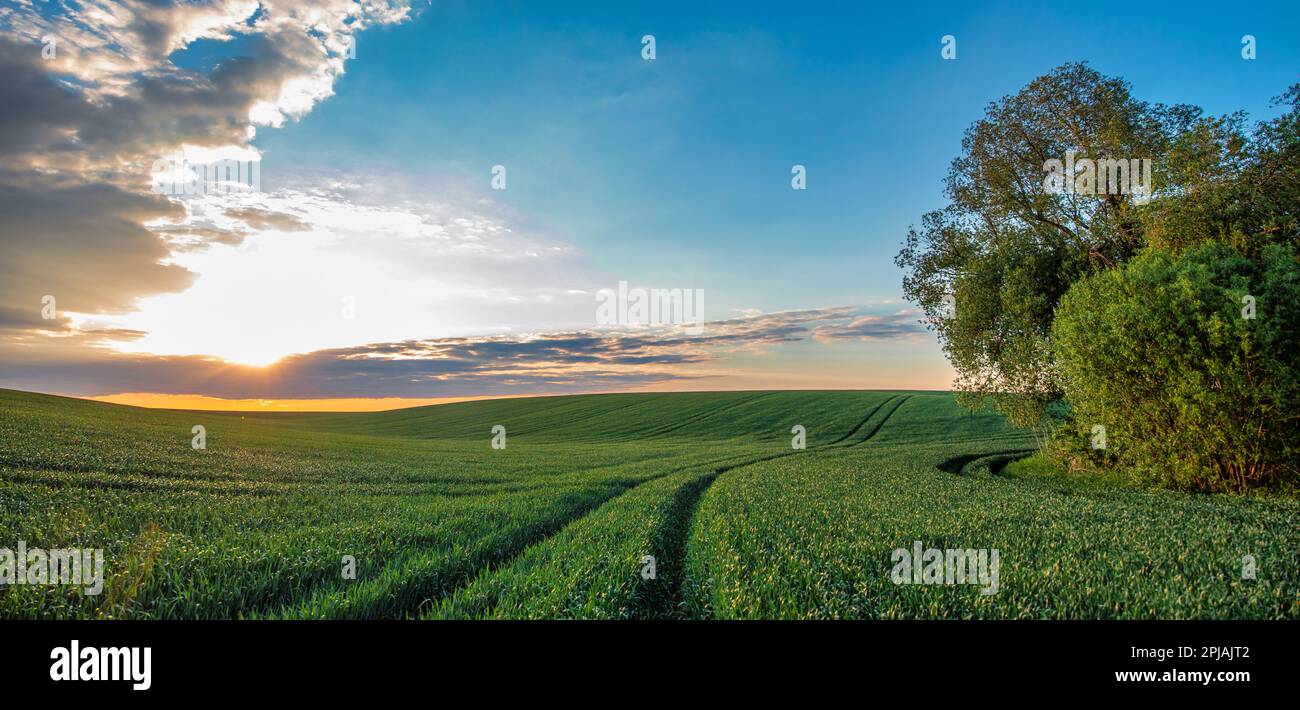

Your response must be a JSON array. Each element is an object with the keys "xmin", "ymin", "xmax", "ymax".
[{"xmin": 1051, "ymin": 243, "xmax": 1300, "ymax": 492}]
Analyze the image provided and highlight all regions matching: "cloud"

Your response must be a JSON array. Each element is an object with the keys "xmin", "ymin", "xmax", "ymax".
[
  {"xmin": 154, "ymin": 224, "xmax": 248, "ymax": 251},
  {"xmin": 0, "ymin": 306, "xmax": 922, "ymax": 398},
  {"xmin": 0, "ymin": 4, "xmax": 937, "ymax": 400},
  {"xmin": 88, "ymin": 178, "xmax": 610, "ymax": 365},
  {"xmin": 0, "ymin": 2, "xmax": 626, "ymax": 371},
  {"xmin": 0, "ymin": 169, "xmax": 192, "ymax": 317},
  {"xmin": 0, "ymin": 1, "xmax": 415, "ymax": 336},
  {"xmin": 811, "ymin": 312, "xmax": 928, "ymax": 341},
  {"xmin": 222, "ymin": 206, "xmax": 310, "ymax": 231}
]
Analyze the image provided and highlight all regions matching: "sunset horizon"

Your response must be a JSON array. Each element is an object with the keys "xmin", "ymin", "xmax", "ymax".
[{"xmin": 5, "ymin": 2, "xmax": 1286, "ymax": 407}]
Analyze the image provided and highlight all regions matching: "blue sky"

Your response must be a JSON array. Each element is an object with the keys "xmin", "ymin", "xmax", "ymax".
[{"xmin": 255, "ymin": 0, "xmax": 1300, "ymax": 314}]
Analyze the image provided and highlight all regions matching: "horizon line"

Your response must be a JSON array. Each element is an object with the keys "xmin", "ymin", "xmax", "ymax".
[{"xmin": 1, "ymin": 387, "xmax": 956, "ymax": 414}]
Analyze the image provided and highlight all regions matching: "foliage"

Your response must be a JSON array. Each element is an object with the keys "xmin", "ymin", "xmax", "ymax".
[
  {"xmin": 1142, "ymin": 85, "xmax": 1300, "ymax": 256},
  {"xmin": 1051, "ymin": 243, "xmax": 1300, "ymax": 492},
  {"xmin": 897, "ymin": 63, "xmax": 1196, "ymax": 425},
  {"xmin": 897, "ymin": 62, "xmax": 1300, "ymax": 437}
]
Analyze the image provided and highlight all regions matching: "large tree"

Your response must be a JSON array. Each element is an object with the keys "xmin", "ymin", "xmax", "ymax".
[{"xmin": 898, "ymin": 63, "xmax": 1214, "ymax": 427}]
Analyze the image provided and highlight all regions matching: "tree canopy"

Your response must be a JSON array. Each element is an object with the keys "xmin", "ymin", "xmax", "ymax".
[
  {"xmin": 898, "ymin": 63, "xmax": 1299, "ymax": 491},
  {"xmin": 897, "ymin": 62, "xmax": 1299, "ymax": 433}
]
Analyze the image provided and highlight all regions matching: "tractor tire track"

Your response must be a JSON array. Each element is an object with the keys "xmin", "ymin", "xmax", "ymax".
[
  {"xmin": 825, "ymin": 395, "xmax": 900, "ymax": 445},
  {"xmin": 645, "ymin": 394, "xmax": 917, "ymax": 618},
  {"xmin": 938, "ymin": 449, "xmax": 1037, "ymax": 476},
  {"xmin": 410, "ymin": 449, "xmax": 769, "ymax": 619},
  {"xmin": 845, "ymin": 394, "xmax": 911, "ymax": 447},
  {"xmin": 344, "ymin": 395, "xmax": 913, "ymax": 619},
  {"xmin": 266, "ymin": 448, "xmax": 753, "ymax": 619},
  {"xmin": 639, "ymin": 392, "xmax": 779, "ymax": 439},
  {"xmin": 646, "ymin": 394, "xmax": 916, "ymax": 617},
  {"xmin": 638, "ymin": 443, "xmax": 834, "ymax": 618}
]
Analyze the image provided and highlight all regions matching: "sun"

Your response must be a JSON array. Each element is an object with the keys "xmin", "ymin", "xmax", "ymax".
[{"xmin": 217, "ymin": 350, "xmax": 286, "ymax": 368}]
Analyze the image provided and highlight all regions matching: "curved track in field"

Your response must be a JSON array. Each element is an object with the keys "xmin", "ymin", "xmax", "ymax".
[
  {"xmin": 937, "ymin": 449, "xmax": 1037, "ymax": 476},
  {"xmin": 268, "ymin": 448, "xmax": 754, "ymax": 619},
  {"xmin": 640, "ymin": 391, "xmax": 780, "ymax": 439},
  {"xmin": 428, "ymin": 395, "xmax": 913, "ymax": 619},
  {"xmin": 825, "ymin": 395, "xmax": 901, "ymax": 445},
  {"xmin": 269, "ymin": 395, "xmax": 912, "ymax": 619},
  {"xmin": 643, "ymin": 394, "xmax": 916, "ymax": 618},
  {"xmin": 846, "ymin": 395, "xmax": 911, "ymax": 447}
]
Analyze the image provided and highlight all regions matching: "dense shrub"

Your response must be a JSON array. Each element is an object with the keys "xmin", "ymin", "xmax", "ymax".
[{"xmin": 1051, "ymin": 243, "xmax": 1299, "ymax": 492}]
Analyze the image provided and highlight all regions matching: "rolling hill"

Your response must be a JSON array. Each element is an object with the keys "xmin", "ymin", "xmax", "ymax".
[{"xmin": 0, "ymin": 388, "xmax": 1295, "ymax": 619}]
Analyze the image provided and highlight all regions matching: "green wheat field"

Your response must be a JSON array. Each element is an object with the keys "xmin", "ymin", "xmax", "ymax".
[{"xmin": 1, "ymin": 388, "xmax": 1296, "ymax": 619}]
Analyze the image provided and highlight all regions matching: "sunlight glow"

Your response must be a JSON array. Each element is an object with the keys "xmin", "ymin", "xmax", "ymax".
[
  {"xmin": 104, "ymin": 190, "xmax": 597, "ymax": 366},
  {"xmin": 88, "ymin": 392, "xmax": 506, "ymax": 412}
]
